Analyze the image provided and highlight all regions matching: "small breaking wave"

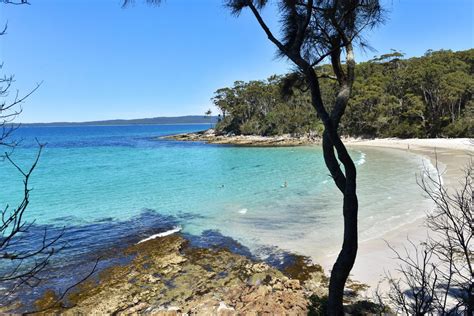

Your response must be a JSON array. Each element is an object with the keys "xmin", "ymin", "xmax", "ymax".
[
  {"xmin": 238, "ymin": 208, "xmax": 248, "ymax": 214},
  {"xmin": 420, "ymin": 156, "xmax": 444, "ymax": 185},
  {"xmin": 355, "ymin": 151, "xmax": 366, "ymax": 166},
  {"xmin": 137, "ymin": 226, "xmax": 182, "ymax": 244}
]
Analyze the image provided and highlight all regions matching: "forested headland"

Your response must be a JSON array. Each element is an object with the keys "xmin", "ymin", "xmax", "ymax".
[
  {"xmin": 213, "ymin": 49, "xmax": 473, "ymax": 138},
  {"xmin": 23, "ymin": 115, "xmax": 218, "ymax": 126}
]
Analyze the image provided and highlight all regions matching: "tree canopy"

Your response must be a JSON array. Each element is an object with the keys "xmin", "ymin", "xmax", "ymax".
[{"xmin": 213, "ymin": 49, "xmax": 473, "ymax": 138}]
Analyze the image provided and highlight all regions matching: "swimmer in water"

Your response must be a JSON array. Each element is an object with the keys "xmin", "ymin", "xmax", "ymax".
[{"xmin": 281, "ymin": 181, "xmax": 288, "ymax": 188}]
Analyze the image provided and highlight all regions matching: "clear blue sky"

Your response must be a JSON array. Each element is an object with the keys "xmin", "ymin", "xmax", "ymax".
[{"xmin": 1, "ymin": 0, "xmax": 473, "ymax": 123}]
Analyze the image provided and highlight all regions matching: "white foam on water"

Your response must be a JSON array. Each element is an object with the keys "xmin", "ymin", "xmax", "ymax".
[
  {"xmin": 356, "ymin": 151, "xmax": 366, "ymax": 166},
  {"xmin": 137, "ymin": 226, "xmax": 182, "ymax": 244},
  {"xmin": 238, "ymin": 208, "xmax": 248, "ymax": 214},
  {"xmin": 420, "ymin": 155, "xmax": 445, "ymax": 185}
]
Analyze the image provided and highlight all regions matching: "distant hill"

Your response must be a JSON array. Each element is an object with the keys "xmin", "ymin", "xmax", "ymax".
[{"xmin": 23, "ymin": 115, "xmax": 218, "ymax": 127}]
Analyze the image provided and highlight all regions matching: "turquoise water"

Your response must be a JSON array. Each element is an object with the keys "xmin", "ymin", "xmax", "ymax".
[{"xmin": 2, "ymin": 124, "xmax": 432, "ymax": 263}]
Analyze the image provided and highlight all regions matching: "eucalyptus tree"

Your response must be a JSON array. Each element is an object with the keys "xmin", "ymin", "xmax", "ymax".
[
  {"xmin": 208, "ymin": 49, "xmax": 474, "ymax": 138},
  {"xmin": 212, "ymin": 77, "xmax": 318, "ymax": 136},
  {"xmin": 224, "ymin": 1, "xmax": 383, "ymax": 313}
]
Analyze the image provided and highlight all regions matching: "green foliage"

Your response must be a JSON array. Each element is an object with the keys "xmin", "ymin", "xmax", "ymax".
[
  {"xmin": 213, "ymin": 49, "xmax": 473, "ymax": 138},
  {"xmin": 346, "ymin": 300, "xmax": 390, "ymax": 315},
  {"xmin": 308, "ymin": 294, "xmax": 328, "ymax": 316},
  {"xmin": 213, "ymin": 76, "xmax": 320, "ymax": 136},
  {"xmin": 307, "ymin": 295, "xmax": 390, "ymax": 315}
]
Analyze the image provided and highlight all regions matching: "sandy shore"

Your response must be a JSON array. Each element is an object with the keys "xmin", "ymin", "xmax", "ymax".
[
  {"xmin": 330, "ymin": 138, "xmax": 473, "ymax": 295},
  {"xmin": 345, "ymin": 137, "xmax": 472, "ymax": 151},
  {"xmin": 346, "ymin": 138, "xmax": 472, "ymax": 192}
]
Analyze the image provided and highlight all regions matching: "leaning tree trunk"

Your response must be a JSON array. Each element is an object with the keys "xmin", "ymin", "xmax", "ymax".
[
  {"xmin": 305, "ymin": 56, "xmax": 358, "ymax": 315},
  {"xmin": 241, "ymin": 2, "xmax": 362, "ymax": 312},
  {"xmin": 322, "ymin": 132, "xmax": 358, "ymax": 315}
]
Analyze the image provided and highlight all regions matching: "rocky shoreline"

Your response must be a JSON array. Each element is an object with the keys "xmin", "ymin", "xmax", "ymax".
[
  {"xmin": 161, "ymin": 129, "xmax": 321, "ymax": 147},
  {"xmin": 33, "ymin": 233, "xmax": 379, "ymax": 315}
]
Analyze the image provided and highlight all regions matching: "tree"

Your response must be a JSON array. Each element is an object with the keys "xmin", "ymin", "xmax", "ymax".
[
  {"xmin": 209, "ymin": 49, "xmax": 473, "ymax": 138},
  {"xmin": 225, "ymin": 1, "xmax": 383, "ymax": 314},
  {"xmin": 0, "ymin": 1, "xmax": 63, "ymax": 305},
  {"xmin": 402, "ymin": 50, "xmax": 474, "ymax": 137},
  {"xmin": 125, "ymin": 0, "xmax": 383, "ymax": 313},
  {"xmin": 386, "ymin": 159, "xmax": 473, "ymax": 314},
  {"xmin": 204, "ymin": 108, "xmax": 213, "ymax": 126},
  {"xmin": 212, "ymin": 76, "xmax": 320, "ymax": 136},
  {"xmin": 0, "ymin": 5, "xmax": 101, "ymax": 311}
]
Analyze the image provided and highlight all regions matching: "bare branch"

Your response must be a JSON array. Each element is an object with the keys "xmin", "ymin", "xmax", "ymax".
[{"xmin": 386, "ymin": 158, "xmax": 473, "ymax": 314}]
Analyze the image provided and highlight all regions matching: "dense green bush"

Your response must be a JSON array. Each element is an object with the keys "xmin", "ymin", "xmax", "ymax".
[{"xmin": 212, "ymin": 49, "xmax": 473, "ymax": 138}]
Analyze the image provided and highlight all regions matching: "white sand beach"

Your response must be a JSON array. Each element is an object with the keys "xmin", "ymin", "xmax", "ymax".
[{"xmin": 321, "ymin": 138, "xmax": 473, "ymax": 295}]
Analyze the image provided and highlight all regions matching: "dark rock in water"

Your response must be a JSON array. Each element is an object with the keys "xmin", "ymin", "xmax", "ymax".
[
  {"xmin": 183, "ymin": 229, "xmax": 254, "ymax": 258},
  {"xmin": 0, "ymin": 209, "xmax": 187, "ymax": 311}
]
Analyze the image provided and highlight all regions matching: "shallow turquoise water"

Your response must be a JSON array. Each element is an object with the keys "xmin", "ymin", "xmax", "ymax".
[{"xmin": 1, "ymin": 125, "xmax": 432, "ymax": 261}]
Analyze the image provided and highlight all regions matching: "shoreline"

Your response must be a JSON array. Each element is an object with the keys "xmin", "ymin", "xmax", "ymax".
[
  {"xmin": 165, "ymin": 130, "xmax": 472, "ymax": 292},
  {"xmin": 31, "ymin": 231, "xmax": 382, "ymax": 315},
  {"xmin": 345, "ymin": 138, "xmax": 472, "ymax": 198},
  {"xmin": 32, "ymin": 233, "xmax": 331, "ymax": 314},
  {"xmin": 22, "ymin": 134, "xmax": 471, "ymax": 313},
  {"xmin": 162, "ymin": 129, "xmax": 472, "ymax": 151},
  {"xmin": 161, "ymin": 129, "xmax": 321, "ymax": 146},
  {"xmin": 340, "ymin": 138, "xmax": 472, "ymax": 293}
]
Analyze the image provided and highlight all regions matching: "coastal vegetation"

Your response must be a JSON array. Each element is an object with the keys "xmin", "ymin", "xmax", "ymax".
[{"xmin": 213, "ymin": 49, "xmax": 474, "ymax": 138}]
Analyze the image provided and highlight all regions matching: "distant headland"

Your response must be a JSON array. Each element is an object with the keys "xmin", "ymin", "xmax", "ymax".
[{"xmin": 21, "ymin": 115, "xmax": 218, "ymax": 127}]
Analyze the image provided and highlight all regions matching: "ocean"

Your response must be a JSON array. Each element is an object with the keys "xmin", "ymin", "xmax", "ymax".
[{"xmin": 0, "ymin": 124, "xmax": 433, "ymax": 305}]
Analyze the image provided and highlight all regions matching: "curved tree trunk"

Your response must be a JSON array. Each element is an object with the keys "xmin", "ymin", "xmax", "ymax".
[
  {"xmin": 327, "ymin": 171, "xmax": 358, "ymax": 314},
  {"xmin": 305, "ymin": 51, "xmax": 358, "ymax": 315},
  {"xmin": 322, "ymin": 133, "xmax": 358, "ymax": 315},
  {"xmin": 322, "ymin": 129, "xmax": 359, "ymax": 315},
  {"xmin": 239, "ymin": 1, "xmax": 365, "ymax": 313},
  {"xmin": 134, "ymin": 0, "xmax": 380, "ymax": 314}
]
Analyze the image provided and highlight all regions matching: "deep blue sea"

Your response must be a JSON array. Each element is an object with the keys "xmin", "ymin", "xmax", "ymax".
[{"xmin": 0, "ymin": 124, "xmax": 433, "ymax": 305}]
